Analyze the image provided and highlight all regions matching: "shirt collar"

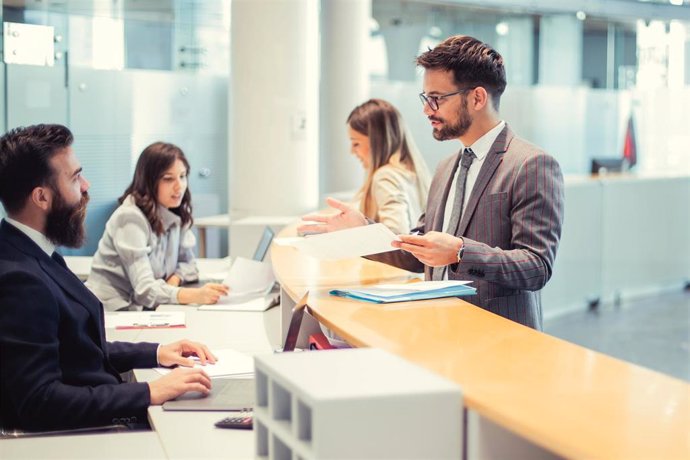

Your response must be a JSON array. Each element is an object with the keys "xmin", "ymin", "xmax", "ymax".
[
  {"xmin": 4, "ymin": 217, "xmax": 56, "ymax": 256},
  {"xmin": 461, "ymin": 120, "xmax": 506, "ymax": 161},
  {"xmin": 158, "ymin": 204, "xmax": 182, "ymax": 231}
]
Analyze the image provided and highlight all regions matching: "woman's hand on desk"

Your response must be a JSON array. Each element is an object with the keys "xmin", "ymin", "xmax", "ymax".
[
  {"xmin": 298, "ymin": 197, "xmax": 367, "ymax": 235},
  {"xmin": 166, "ymin": 274, "xmax": 182, "ymax": 287},
  {"xmin": 148, "ymin": 368, "xmax": 212, "ymax": 405},
  {"xmin": 177, "ymin": 283, "xmax": 229, "ymax": 305}
]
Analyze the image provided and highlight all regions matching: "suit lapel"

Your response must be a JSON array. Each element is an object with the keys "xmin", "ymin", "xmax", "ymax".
[
  {"xmin": 0, "ymin": 221, "xmax": 105, "ymax": 347},
  {"xmin": 430, "ymin": 151, "xmax": 462, "ymax": 232},
  {"xmin": 457, "ymin": 125, "xmax": 513, "ymax": 236}
]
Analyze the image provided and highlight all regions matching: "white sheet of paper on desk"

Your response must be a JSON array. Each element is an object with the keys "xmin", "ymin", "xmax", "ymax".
[
  {"xmin": 154, "ymin": 348, "xmax": 254, "ymax": 378},
  {"xmin": 285, "ymin": 223, "xmax": 399, "ymax": 260},
  {"xmin": 104, "ymin": 311, "xmax": 186, "ymax": 329},
  {"xmin": 220, "ymin": 256, "xmax": 275, "ymax": 300},
  {"xmin": 198, "ymin": 294, "xmax": 278, "ymax": 312}
]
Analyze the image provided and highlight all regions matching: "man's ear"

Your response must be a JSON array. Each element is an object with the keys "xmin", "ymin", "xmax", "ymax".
[
  {"xmin": 470, "ymin": 87, "xmax": 490, "ymax": 111},
  {"xmin": 30, "ymin": 186, "xmax": 52, "ymax": 212}
]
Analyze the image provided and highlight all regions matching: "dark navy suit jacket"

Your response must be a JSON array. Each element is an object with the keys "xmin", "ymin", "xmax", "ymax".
[{"xmin": 0, "ymin": 220, "xmax": 158, "ymax": 430}]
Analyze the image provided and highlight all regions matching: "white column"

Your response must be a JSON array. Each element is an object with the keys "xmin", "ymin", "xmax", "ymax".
[
  {"xmin": 539, "ymin": 15, "xmax": 583, "ymax": 86},
  {"xmin": 229, "ymin": 0, "xmax": 319, "ymax": 217},
  {"xmin": 319, "ymin": 0, "xmax": 370, "ymax": 196},
  {"xmin": 495, "ymin": 17, "xmax": 534, "ymax": 87}
]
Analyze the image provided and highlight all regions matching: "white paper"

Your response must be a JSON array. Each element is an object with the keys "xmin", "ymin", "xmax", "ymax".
[
  {"xmin": 198, "ymin": 294, "xmax": 279, "ymax": 312},
  {"xmin": 221, "ymin": 257, "xmax": 275, "ymax": 300},
  {"xmin": 349, "ymin": 281, "xmax": 473, "ymax": 297},
  {"xmin": 286, "ymin": 223, "xmax": 399, "ymax": 260},
  {"xmin": 104, "ymin": 311, "xmax": 186, "ymax": 329},
  {"xmin": 154, "ymin": 348, "xmax": 254, "ymax": 378}
]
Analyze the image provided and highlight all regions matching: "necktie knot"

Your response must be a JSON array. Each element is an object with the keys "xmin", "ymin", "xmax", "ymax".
[{"xmin": 461, "ymin": 148, "xmax": 476, "ymax": 169}]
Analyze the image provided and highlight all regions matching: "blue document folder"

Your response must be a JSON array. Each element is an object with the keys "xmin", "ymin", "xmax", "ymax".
[{"xmin": 330, "ymin": 281, "xmax": 476, "ymax": 304}]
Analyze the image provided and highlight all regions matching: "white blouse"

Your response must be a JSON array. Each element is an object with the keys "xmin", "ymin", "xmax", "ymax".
[
  {"xmin": 369, "ymin": 162, "xmax": 426, "ymax": 235},
  {"xmin": 86, "ymin": 195, "xmax": 198, "ymax": 311}
]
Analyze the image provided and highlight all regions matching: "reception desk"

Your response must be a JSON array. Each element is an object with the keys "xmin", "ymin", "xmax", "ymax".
[{"xmin": 271, "ymin": 224, "xmax": 690, "ymax": 460}]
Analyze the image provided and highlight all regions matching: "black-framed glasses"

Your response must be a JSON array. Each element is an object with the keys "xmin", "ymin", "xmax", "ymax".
[{"xmin": 419, "ymin": 88, "xmax": 473, "ymax": 111}]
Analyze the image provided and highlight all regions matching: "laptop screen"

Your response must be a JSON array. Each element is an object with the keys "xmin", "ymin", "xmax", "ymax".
[
  {"xmin": 252, "ymin": 227, "xmax": 275, "ymax": 262},
  {"xmin": 282, "ymin": 292, "xmax": 309, "ymax": 352}
]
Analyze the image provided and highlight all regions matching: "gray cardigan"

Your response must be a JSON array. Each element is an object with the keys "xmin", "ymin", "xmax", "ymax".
[{"xmin": 86, "ymin": 195, "xmax": 199, "ymax": 311}]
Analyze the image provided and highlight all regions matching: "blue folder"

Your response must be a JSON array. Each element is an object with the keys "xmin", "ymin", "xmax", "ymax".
[{"xmin": 329, "ymin": 281, "xmax": 476, "ymax": 304}]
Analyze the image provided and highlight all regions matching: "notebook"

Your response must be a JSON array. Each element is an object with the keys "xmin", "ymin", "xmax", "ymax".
[{"xmin": 161, "ymin": 378, "xmax": 254, "ymax": 412}]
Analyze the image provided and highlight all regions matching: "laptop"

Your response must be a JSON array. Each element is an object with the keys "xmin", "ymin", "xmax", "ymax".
[
  {"xmin": 161, "ymin": 292, "xmax": 308, "ymax": 411},
  {"xmin": 252, "ymin": 226, "xmax": 275, "ymax": 262}
]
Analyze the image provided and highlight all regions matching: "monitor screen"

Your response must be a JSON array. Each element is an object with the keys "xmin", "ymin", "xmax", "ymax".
[
  {"xmin": 252, "ymin": 226, "xmax": 275, "ymax": 262},
  {"xmin": 591, "ymin": 158, "xmax": 626, "ymax": 175}
]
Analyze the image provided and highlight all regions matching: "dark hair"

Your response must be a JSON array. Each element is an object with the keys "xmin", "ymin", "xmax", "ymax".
[
  {"xmin": 416, "ymin": 35, "xmax": 507, "ymax": 110},
  {"xmin": 119, "ymin": 142, "xmax": 193, "ymax": 235},
  {"xmin": 0, "ymin": 124, "xmax": 74, "ymax": 214},
  {"xmin": 347, "ymin": 99, "xmax": 430, "ymax": 219}
]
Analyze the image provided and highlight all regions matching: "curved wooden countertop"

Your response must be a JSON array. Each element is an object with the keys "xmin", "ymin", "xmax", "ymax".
[{"xmin": 271, "ymin": 224, "xmax": 690, "ymax": 460}]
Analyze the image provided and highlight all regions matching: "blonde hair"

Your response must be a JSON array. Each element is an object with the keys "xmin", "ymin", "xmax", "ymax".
[{"xmin": 347, "ymin": 99, "xmax": 430, "ymax": 219}]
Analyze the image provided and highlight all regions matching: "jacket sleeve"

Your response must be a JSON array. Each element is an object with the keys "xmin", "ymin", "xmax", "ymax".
[
  {"xmin": 174, "ymin": 226, "xmax": 199, "ymax": 284},
  {"xmin": 0, "ymin": 270, "xmax": 151, "ymax": 431},
  {"xmin": 111, "ymin": 210, "xmax": 180, "ymax": 307},
  {"xmin": 107, "ymin": 341, "xmax": 159, "ymax": 373},
  {"xmin": 449, "ymin": 152, "xmax": 564, "ymax": 290}
]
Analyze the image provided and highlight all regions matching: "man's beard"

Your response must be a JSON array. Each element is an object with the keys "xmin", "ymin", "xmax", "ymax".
[
  {"xmin": 45, "ymin": 189, "xmax": 89, "ymax": 248},
  {"xmin": 430, "ymin": 97, "xmax": 472, "ymax": 141}
]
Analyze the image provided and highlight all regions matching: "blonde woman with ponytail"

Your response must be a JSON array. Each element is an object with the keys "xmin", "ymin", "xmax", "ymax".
[{"xmin": 347, "ymin": 99, "xmax": 431, "ymax": 235}]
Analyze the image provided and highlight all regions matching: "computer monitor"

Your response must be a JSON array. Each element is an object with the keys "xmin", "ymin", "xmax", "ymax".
[
  {"xmin": 591, "ymin": 158, "xmax": 626, "ymax": 175},
  {"xmin": 252, "ymin": 227, "xmax": 275, "ymax": 262}
]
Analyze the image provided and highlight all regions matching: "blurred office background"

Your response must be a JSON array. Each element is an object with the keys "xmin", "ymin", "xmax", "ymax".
[{"xmin": 0, "ymin": 0, "xmax": 688, "ymax": 379}]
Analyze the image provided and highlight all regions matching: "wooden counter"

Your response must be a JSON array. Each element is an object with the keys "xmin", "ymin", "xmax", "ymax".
[{"xmin": 271, "ymin": 225, "xmax": 690, "ymax": 460}]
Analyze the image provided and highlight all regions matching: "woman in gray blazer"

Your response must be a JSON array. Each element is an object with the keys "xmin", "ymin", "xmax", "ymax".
[
  {"xmin": 87, "ymin": 143, "xmax": 228, "ymax": 311},
  {"xmin": 348, "ymin": 99, "xmax": 431, "ymax": 235}
]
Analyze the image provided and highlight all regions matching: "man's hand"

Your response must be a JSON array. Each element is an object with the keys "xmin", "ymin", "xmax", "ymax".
[
  {"xmin": 391, "ymin": 231, "xmax": 463, "ymax": 267},
  {"xmin": 158, "ymin": 339, "xmax": 218, "ymax": 367},
  {"xmin": 148, "ymin": 368, "xmax": 212, "ymax": 405},
  {"xmin": 297, "ymin": 197, "xmax": 367, "ymax": 235}
]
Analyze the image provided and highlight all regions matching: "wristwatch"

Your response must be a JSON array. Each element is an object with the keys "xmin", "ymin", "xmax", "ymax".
[{"xmin": 456, "ymin": 237, "xmax": 465, "ymax": 263}]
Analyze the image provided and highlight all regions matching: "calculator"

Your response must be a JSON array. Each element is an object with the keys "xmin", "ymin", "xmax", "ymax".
[{"xmin": 215, "ymin": 410, "xmax": 253, "ymax": 430}]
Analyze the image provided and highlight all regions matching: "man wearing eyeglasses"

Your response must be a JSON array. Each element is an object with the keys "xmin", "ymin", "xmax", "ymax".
[{"xmin": 301, "ymin": 35, "xmax": 564, "ymax": 330}]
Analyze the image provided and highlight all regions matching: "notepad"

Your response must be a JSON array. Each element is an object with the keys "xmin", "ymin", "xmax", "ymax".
[
  {"xmin": 330, "ymin": 281, "xmax": 476, "ymax": 303},
  {"xmin": 104, "ymin": 311, "xmax": 186, "ymax": 329},
  {"xmin": 154, "ymin": 348, "xmax": 254, "ymax": 378}
]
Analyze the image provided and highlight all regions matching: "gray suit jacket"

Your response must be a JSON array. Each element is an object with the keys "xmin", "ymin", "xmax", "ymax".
[{"xmin": 369, "ymin": 124, "xmax": 564, "ymax": 330}]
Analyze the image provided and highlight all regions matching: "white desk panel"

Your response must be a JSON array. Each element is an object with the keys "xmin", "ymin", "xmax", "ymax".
[{"xmin": 0, "ymin": 431, "xmax": 166, "ymax": 460}]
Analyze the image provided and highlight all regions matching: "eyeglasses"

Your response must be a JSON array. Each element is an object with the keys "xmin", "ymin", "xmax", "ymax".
[{"xmin": 419, "ymin": 88, "xmax": 474, "ymax": 111}]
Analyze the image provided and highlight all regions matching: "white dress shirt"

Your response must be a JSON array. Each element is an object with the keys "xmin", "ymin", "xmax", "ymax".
[
  {"xmin": 442, "ymin": 121, "xmax": 506, "ymax": 233},
  {"xmin": 4, "ymin": 217, "xmax": 56, "ymax": 256}
]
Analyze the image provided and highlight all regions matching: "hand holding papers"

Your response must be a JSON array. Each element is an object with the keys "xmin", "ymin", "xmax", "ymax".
[
  {"xmin": 330, "ymin": 280, "xmax": 476, "ymax": 303},
  {"xmin": 275, "ymin": 223, "xmax": 399, "ymax": 260}
]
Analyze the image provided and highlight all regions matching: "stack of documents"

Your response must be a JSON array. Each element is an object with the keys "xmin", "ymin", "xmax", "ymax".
[
  {"xmin": 199, "ymin": 257, "xmax": 276, "ymax": 312},
  {"xmin": 274, "ymin": 223, "xmax": 398, "ymax": 260},
  {"xmin": 104, "ymin": 311, "xmax": 186, "ymax": 329},
  {"xmin": 330, "ymin": 281, "xmax": 476, "ymax": 304},
  {"xmin": 154, "ymin": 348, "xmax": 254, "ymax": 379}
]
